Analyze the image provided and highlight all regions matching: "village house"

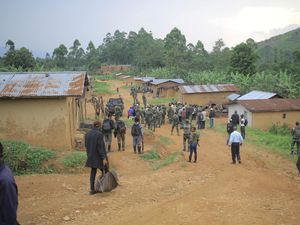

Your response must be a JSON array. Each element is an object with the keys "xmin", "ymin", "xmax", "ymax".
[
  {"xmin": 121, "ymin": 75, "xmax": 135, "ymax": 85},
  {"xmin": 228, "ymin": 99, "xmax": 300, "ymax": 129},
  {"xmin": 150, "ymin": 79, "xmax": 185, "ymax": 98},
  {"xmin": 237, "ymin": 90, "xmax": 282, "ymax": 100},
  {"xmin": 0, "ymin": 72, "xmax": 89, "ymax": 149},
  {"xmin": 178, "ymin": 84, "xmax": 239, "ymax": 105}
]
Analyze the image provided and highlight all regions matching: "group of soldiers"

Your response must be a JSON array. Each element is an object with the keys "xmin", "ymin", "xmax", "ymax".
[{"xmin": 91, "ymin": 95, "xmax": 104, "ymax": 119}]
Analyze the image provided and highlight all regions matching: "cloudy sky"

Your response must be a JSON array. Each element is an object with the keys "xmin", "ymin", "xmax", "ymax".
[{"xmin": 0, "ymin": 0, "xmax": 299, "ymax": 56}]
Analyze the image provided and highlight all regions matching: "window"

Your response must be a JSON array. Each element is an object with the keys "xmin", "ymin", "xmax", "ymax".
[{"xmin": 283, "ymin": 113, "xmax": 286, "ymax": 119}]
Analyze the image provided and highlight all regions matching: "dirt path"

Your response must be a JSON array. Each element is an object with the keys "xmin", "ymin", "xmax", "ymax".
[{"xmin": 16, "ymin": 79, "xmax": 300, "ymax": 225}]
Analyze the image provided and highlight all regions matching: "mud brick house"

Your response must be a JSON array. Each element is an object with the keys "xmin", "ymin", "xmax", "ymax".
[
  {"xmin": 150, "ymin": 79, "xmax": 185, "ymax": 98},
  {"xmin": 0, "ymin": 72, "xmax": 89, "ymax": 149},
  {"xmin": 228, "ymin": 99, "xmax": 300, "ymax": 129},
  {"xmin": 178, "ymin": 84, "xmax": 239, "ymax": 105}
]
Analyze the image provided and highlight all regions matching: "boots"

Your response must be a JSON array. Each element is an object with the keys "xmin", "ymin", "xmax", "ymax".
[
  {"xmin": 133, "ymin": 146, "xmax": 137, "ymax": 154},
  {"xmin": 194, "ymin": 153, "xmax": 197, "ymax": 163},
  {"xmin": 138, "ymin": 146, "xmax": 141, "ymax": 154},
  {"xmin": 122, "ymin": 144, "xmax": 125, "ymax": 151},
  {"xmin": 108, "ymin": 144, "xmax": 111, "ymax": 152},
  {"xmin": 118, "ymin": 143, "xmax": 121, "ymax": 151},
  {"xmin": 188, "ymin": 155, "xmax": 192, "ymax": 162}
]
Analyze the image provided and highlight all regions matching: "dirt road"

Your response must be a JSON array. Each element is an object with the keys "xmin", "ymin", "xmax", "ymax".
[{"xmin": 16, "ymin": 79, "xmax": 300, "ymax": 225}]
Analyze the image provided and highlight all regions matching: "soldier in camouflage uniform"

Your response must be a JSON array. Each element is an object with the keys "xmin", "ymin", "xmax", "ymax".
[
  {"xmin": 188, "ymin": 127, "xmax": 200, "ymax": 163},
  {"xmin": 114, "ymin": 105, "xmax": 122, "ymax": 119},
  {"xmin": 161, "ymin": 105, "xmax": 166, "ymax": 124},
  {"xmin": 140, "ymin": 107, "xmax": 145, "ymax": 124},
  {"xmin": 168, "ymin": 106, "xmax": 174, "ymax": 124},
  {"xmin": 157, "ymin": 109, "xmax": 163, "ymax": 128},
  {"xmin": 142, "ymin": 94, "xmax": 147, "ymax": 108},
  {"xmin": 104, "ymin": 106, "xmax": 109, "ymax": 117},
  {"xmin": 151, "ymin": 110, "xmax": 157, "ymax": 132},
  {"xmin": 145, "ymin": 108, "xmax": 152, "ymax": 129},
  {"xmin": 114, "ymin": 116, "xmax": 126, "ymax": 151},
  {"xmin": 171, "ymin": 112, "xmax": 180, "ymax": 136},
  {"xmin": 182, "ymin": 120, "xmax": 191, "ymax": 151}
]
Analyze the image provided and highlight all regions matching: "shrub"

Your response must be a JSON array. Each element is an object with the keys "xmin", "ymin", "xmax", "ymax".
[
  {"xmin": 1, "ymin": 140, "xmax": 56, "ymax": 175},
  {"xmin": 62, "ymin": 151, "xmax": 87, "ymax": 168},
  {"xmin": 268, "ymin": 124, "xmax": 291, "ymax": 136}
]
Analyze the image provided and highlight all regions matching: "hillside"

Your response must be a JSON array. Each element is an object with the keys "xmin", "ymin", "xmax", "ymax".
[{"xmin": 257, "ymin": 27, "xmax": 300, "ymax": 52}]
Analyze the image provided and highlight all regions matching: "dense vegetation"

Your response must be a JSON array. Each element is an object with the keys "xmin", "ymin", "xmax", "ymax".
[{"xmin": 0, "ymin": 27, "xmax": 299, "ymax": 97}]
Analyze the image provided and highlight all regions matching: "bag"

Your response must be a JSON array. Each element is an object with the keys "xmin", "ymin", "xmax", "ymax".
[
  {"xmin": 102, "ymin": 119, "xmax": 111, "ymax": 132},
  {"xmin": 95, "ymin": 170, "xmax": 118, "ymax": 193},
  {"xmin": 131, "ymin": 124, "xmax": 141, "ymax": 136},
  {"xmin": 244, "ymin": 119, "xmax": 248, "ymax": 126},
  {"xmin": 118, "ymin": 121, "xmax": 126, "ymax": 133}
]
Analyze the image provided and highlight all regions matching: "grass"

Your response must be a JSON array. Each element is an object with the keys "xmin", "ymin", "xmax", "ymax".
[
  {"xmin": 152, "ymin": 152, "xmax": 181, "ymax": 170},
  {"xmin": 124, "ymin": 118, "xmax": 134, "ymax": 127},
  {"xmin": 159, "ymin": 136, "xmax": 175, "ymax": 145},
  {"xmin": 62, "ymin": 151, "xmax": 87, "ymax": 168},
  {"xmin": 120, "ymin": 85, "xmax": 132, "ymax": 90},
  {"xmin": 1, "ymin": 140, "xmax": 56, "ymax": 175},
  {"xmin": 148, "ymin": 97, "xmax": 178, "ymax": 105},
  {"xmin": 140, "ymin": 150, "xmax": 161, "ymax": 161},
  {"xmin": 216, "ymin": 124, "xmax": 292, "ymax": 158},
  {"xmin": 93, "ymin": 81, "xmax": 116, "ymax": 95}
]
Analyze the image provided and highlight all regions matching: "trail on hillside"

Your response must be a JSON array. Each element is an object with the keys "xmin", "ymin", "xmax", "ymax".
[{"xmin": 16, "ymin": 79, "xmax": 300, "ymax": 225}]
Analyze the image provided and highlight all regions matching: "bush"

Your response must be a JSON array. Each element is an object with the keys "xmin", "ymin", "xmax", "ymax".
[
  {"xmin": 1, "ymin": 140, "xmax": 56, "ymax": 175},
  {"xmin": 62, "ymin": 151, "xmax": 87, "ymax": 168},
  {"xmin": 268, "ymin": 124, "xmax": 291, "ymax": 136}
]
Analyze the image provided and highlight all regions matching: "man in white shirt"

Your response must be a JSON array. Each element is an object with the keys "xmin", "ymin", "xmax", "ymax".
[{"xmin": 228, "ymin": 126, "xmax": 244, "ymax": 164}]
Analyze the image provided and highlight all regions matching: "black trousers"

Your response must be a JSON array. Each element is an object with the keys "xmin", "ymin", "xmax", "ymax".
[
  {"xmin": 90, "ymin": 167, "xmax": 106, "ymax": 191},
  {"xmin": 231, "ymin": 143, "xmax": 241, "ymax": 163},
  {"xmin": 297, "ymin": 151, "xmax": 300, "ymax": 173}
]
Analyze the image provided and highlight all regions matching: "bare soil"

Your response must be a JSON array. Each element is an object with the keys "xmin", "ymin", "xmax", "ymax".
[{"xmin": 16, "ymin": 80, "xmax": 300, "ymax": 225}]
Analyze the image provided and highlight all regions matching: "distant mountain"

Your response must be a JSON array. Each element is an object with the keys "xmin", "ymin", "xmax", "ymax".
[
  {"xmin": 257, "ymin": 27, "xmax": 300, "ymax": 52},
  {"xmin": 256, "ymin": 27, "xmax": 300, "ymax": 65}
]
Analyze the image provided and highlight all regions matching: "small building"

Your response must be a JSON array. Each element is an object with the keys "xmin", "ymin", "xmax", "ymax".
[
  {"xmin": 134, "ymin": 77, "xmax": 155, "ymax": 86},
  {"xmin": 121, "ymin": 75, "xmax": 135, "ymax": 85},
  {"xmin": 228, "ymin": 99, "xmax": 300, "ymax": 129},
  {"xmin": 178, "ymin": 84, "xmax": 239, "ymax": 105},
  {"xmin": 237, "ymin": 90, "xmax": 282, "ymax": 100},
  {"xmin": 0, "ymin": 72, "xmax": 89, "ymax": 149},
  {"xmin": 150, "ymin": 79, "xmax": 185, "ymax": 97}
]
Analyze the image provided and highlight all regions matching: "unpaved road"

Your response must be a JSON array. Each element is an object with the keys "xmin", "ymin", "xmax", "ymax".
[{"xmin": 16, "ymin": 79, "xmax": 300, "ymax": 225}]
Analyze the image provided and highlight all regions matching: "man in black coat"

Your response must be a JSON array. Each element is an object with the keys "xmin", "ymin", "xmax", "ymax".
[
  {"xmin": 85, "ymin": 121, "xmax": 109, "ymax": 195},
  {"xmin": 0, "ymin": 142, "xmax": 19, "ymax": 225},
  {"xmin": 231, "ymin": 110, "xmax": 240, "ymax": 127}
]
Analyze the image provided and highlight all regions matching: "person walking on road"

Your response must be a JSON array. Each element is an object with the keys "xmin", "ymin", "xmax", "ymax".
[
  {"xmin": 114, "ymin": 116, "xmax": 126, "ymax": 151},
  {"xmin": 85, "ymin": 121, "xmax": 109, "ymax": 195},
  {"xmin": 131, "ymin": 117, "xmax": 143, "ymax": 154},
  {"xmin": 231, "ymin": 110, "xmax": 240, "ymax": 127},
  {"xmin": 188, "ymin": 127, "xmax": 200, "ymax": 163},
  {"xmin": 228, "ymin": 126, "xmax": 244, "ymax": 164},
  {"xmin": 171, "ymin": 112, "xmax": 180, "ymax": 136},
  {"xmin": 102, "ymin": 114, "xmax": 115, "ymax": 152},
  {"xmin": 290, "ymin": 121, "xmax": 300, "ymax": 156},
  {"xmin": 182, "ymin": 120, "xmax": 191, "ymax": 151},
  {"xmin": 240, "ymin": 114, "xmax": 246, "ymax": 139},
  {"xmin": 209, "ymin": 108, "xmax": 215, "ymax": 128},
  {"xmin": 0, "ymin": 142, "xmax": 20, "ymax": 225}
]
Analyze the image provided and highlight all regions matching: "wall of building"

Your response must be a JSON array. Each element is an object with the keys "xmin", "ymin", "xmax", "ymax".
[
  {"xmin": 180, "ymin": 92, "xmax": 233, "ymax": 105},
  {"xmin": 252, "ymin": 111, "xmax": 300, "ymax": 130},
  {"xmin": 0, "ymin": 98, "xmax": 76, "ymax": 149},
  {"xmin": 151, "ymin": 82, "xmax": 181, "ymax": 98}
]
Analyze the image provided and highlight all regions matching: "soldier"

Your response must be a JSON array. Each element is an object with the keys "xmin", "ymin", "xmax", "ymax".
[
  {"xmin": 115, "ymin": 105, "xmax": 122, "ymax": 118},
  {"xmin": 291, "ymin": 121, "xmax": 300, "ymax": 156},
  {"xmin": 114, "ymin": 116, "xmax": 126, "ymax": 151},
  {"xmin": 131, "ymin": 117, "xmax": 143, "ymax": 154},
  {"xmin": 167, "ymin": 106, "xmax": 174, "ymax": 124},
  {"xmin": 145, "ymin": 107, "xmax": 152, "ymax": 129},
  {"xmin": 95, "ymin": 101, "xmax": 100, "ymax": 120},
  {"xmin": 142, "ymin": 94, "xmax": 147, "ymax": 108},
  {"xmin": 140, "ymin": 107, "xmax": 145, "ymax": 124},
  {"xmin": 162, "ymin": 105, "xmax": 166, "ymax": 124},
  {"xmin": 99, "ymin": 96, "xmax": 104, "ymax": 118},
  {"xmin": 158, "ymin": 108, "xmax": 163, "ymax": 128},
  {"xmin": 188, "ymin": 127, "xmax": 200, "ymax": 163},
  {"xmin": 102, "ymin": 114, "xmax": 115, "ymax": 152},
  {"xmin": 182, "ymin": 120, "xmax": 191, "ymax": 151},
  {"xmin": 171, "ymin": 112, "xmax": 180, "ymax": 136},
  {"xmin": 104, "ymin": 106, "xmax": 109, "ymax": 117},
  {"xmin": 151, "ymin": 110, "xmax": 157, "ymax": 132}
]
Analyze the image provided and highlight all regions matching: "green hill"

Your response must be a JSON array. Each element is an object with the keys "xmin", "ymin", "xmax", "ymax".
[{"xmin": 257, "ymin": 27, "xmax": 300, "ymax": 52}]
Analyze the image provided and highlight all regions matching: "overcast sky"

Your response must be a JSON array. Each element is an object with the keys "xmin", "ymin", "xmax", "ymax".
[{"xmin": 0, "ymin": 0, "xmax": 299, "ymax": 56}]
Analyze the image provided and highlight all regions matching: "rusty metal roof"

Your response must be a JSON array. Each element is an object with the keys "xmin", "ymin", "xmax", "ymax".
[
  {"xmin": 179, "ymin": 84, "xmax": 239, "ymax": 94},
  {"xmin": 0, "ymin": 72, "xmax": 87, "ymax": 98},
  {"xmin": 150, "ymin": 79, "xmax": 185, "ymax": 85},
  {"xmin": 237, "ymin": 99, "xmax": 300, "ymax": 112}
]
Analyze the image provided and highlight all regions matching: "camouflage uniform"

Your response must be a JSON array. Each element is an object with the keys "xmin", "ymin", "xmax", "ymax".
[
  {"xmin": 188, "ymin": 130, "xmax": 200, "ymax": 162},
  {"xmin": 151, "ymin": 111, "xmax": 157, "ymax": 132},
  {"xmin": 145, "ymin": 109, "xmax": 152, "ymax": 129},
  {"xmin": 114, "ymin": 119, "xmax": 126, "ymax": 151},
  {"xmin": 167, "ymin": 107, "xmax": 174, "ymax": 124},
  {"xmin": 171, "ymin": 114, "xmax": 180, "ymax": 136},
  {"xmin": 162, "ymin": 105, "xmax": 166, "ymax": 124},
  {"xmin": 182, "ymin": 121, "xmax": 191, "ymax": 151},
  {"xmin": 115, "ymin": 105, "xmax": 122, "ymax": 118},
  {"xmin": 158, "ymin": 110, "xmax": 163, "ymax": 128}
]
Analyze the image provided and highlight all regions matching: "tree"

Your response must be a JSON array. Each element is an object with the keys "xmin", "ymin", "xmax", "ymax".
[
  {"xmin": 164, "ymin": 27, "xmax": 188, "ymax": 74},
  {"xmin": 230, "ymin": 43, "xmax": 257, "ymax": 75},
  {"xmin": 5, "ymin": 40, "xmax": 15, "ymax": 51},
  {"xmin": 211, "ymin": 39, "xmax": 231, "ymax": 72},
  {"xmin": 52, "ymin": 44, "xmax": 68, "ymax": 68},
  {"xmin": 4, "ymin": 47, "xmax": 35, "ymax": 71}
]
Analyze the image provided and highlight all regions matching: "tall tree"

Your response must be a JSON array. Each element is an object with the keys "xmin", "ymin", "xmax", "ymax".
[
  {"xmin": 4, "ymin": 47, "xmax": 35, "ymax": 71},
  {"xmin": 5, "ymin": 40, "xmax": 15, "ymax": 51},
  {"xmin": 230, "ymin": 42, "xmax": 257, "ymax": 75},
  {"xmin": 52, "ymin": 44, "xmax": 68, "ymax": 68}
]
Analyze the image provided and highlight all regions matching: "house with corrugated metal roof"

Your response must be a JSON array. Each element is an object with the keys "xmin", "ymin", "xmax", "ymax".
[
  {"xmin": 0, "ymin": 72, "xmax": 89, "ymax": 149},
  {"xmin": 149, "ymin": 79, "xmax": 185, "ymax": 98},
  {"xmin": 178, "ymin": 84, "xmax": 239, "ymax": 105},
  {"xmin": 228, "ymin": 99, "xmax": 300, "ymax": 129},
  {"xmin": 237, "ymin": 90, "xmax": 282, "ymax": 100}
]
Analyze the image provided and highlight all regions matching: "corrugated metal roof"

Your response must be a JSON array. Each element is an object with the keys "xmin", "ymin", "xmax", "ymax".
[
  {"xmin": 150, "ymin": 79, "xmax": 185, "ymax": 85},
  {"xmin": 227, "ymin": 93, "xmax": 240, "ymax": 101},
  {"xmin": 121, "ymin": 75, "xmax": 131, "ymax": 79},
  {"xmin": 0, "ymin": 72, "xmax": 87, "ymax": 98},
  {"xmin": 237, "ymin": 90, "xmax": 281, "ymax": 100},
  {"xmin": 179, "ymin": 84, "xmax": 238, "ymax": 94},
  {"xmin": 237, "ymin": 99, "xmax": 300, "ymax": 112}
]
